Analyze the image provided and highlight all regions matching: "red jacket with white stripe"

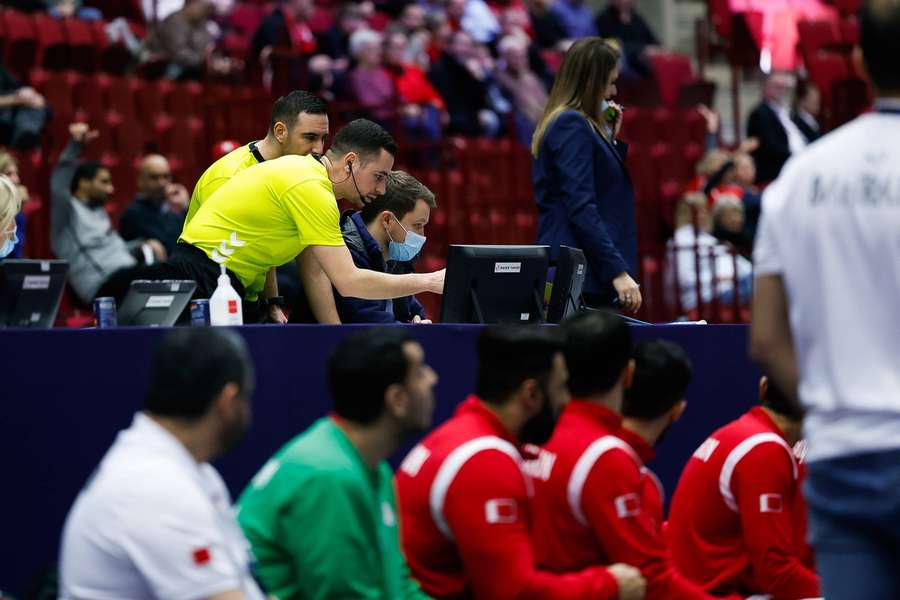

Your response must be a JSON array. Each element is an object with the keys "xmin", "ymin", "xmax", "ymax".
[
  {"xmin": 667, "ymin": 407, "xmax": 821, "ymax": 599},
  {"xmin": 526, "ymin": 400, "xmax": 718, "ymax": 600},
  {"xmin": 395, "ymin": 396, "xmax": 618, "ymax": 600}
]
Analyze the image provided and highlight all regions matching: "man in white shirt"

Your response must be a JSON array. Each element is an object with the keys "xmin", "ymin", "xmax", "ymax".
[
  {"xmin": 751, "ymin": 1, "xmax": 900, "ymax": 597},
  {"xmin": 59, "ymin": 328, "xmax": 265, "ymax": 600}
]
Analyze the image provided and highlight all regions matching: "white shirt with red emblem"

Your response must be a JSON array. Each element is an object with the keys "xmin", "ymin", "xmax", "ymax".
[{"xmin": 59, "ymin": 413, "xmax": 265, "ymax": 600}]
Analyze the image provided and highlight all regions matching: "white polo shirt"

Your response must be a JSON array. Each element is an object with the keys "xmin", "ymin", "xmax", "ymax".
[
  {"xmin": 754, "ymin": 100, "xmax": 900, "ymax": 463},
  {"xmin": 59, "ymin": 413, "xmax": 265, "ymax": 600}
]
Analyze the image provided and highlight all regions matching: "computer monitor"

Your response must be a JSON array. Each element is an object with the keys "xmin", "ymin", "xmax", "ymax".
[
  {"xmin": 440, "ymin": 245, "xmax": 549, "ymax": 324},
  {"xmin": 547, "ymin": 246, "xmax": 587, "ymax": 324},
  {"xmin": 118, "ymin": 280, "xmax": 197, "ymax": 327},
  {"xmin": 0, "ymin": 259, "xmax": 69, "ymax": 328}
]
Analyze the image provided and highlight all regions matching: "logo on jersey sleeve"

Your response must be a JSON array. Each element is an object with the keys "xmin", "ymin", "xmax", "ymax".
[
  {"xmin": 211, "ymin": 231, "xmax": 247, "ymax": 264},
  {"xmin": 485, "ymin": 498, "xmax": 518, "ymax": 524},
  {"xmin": 400, "ymin": 445, "xmax": 431, "ymax": 477},
  {"xmin": 522, "ymin": 448, "xmax": 557, "ymax": 482},
  {"xmin": 759, "ymin": 493, "xmax": 784, "ymax": 513},
  {"xmin": 193, "ymin": 547, "xmax": 212, "ymax": 566},
  {"xmin": 614, "ymin": 493, "xmax": 641, "ymax": 518}
]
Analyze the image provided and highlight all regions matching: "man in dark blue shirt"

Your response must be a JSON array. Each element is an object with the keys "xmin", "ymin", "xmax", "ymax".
[
  {"xmin": 118, "ymin": 154, "xmax": 189, "ymax": 257},
  {"xmin": 291, "ymin": 170, "xmax": 436, "ymax": 323}
]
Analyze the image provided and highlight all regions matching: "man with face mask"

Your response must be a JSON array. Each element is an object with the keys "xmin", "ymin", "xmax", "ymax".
[
  {"xmin": 395, "ymin": 326, "xmax": 646, "ymax": 600},
  {"xmin": 59, "ymin": 328, "xmax": 264, "ymax": 600},
  {"xmin": 528, "ymin": 314, "xmax": 718, "ymax": 600},
  {"xmin": 237, "ymin": 328, "xmax": 438, "ymax": 599},
  {"xmin": 50, "ymin": 122, "xmax": 167, "ymax": 304},
  {"xmin": 291, "ymin": 170, "xmax": 435, "ymax": 323}
]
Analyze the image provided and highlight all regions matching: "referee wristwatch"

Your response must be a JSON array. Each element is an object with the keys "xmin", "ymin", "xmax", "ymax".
[{"xmin": 265, "ymin": 296, "xmax": 286, "ymax": 308}]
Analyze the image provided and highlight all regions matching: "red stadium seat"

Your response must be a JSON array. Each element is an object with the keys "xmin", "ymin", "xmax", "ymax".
[
  {"xmin": 104, "ymin": 75, "xmax": 139, "ymax": 119},
  {"xmin": 647, "ymin": 52, "xmax": 695, "ymax": 107},
  {"xmin": 73, "ymin": 73, "xmax": 109, "ymax": 122},
  {"xmin": 807, "ymin": 50, "xmax": 851, "ymax": 108},
  {"xmin": 797, "ymin": 19, "xmax": 845, "ymax": 67},
  {"xmin": 834, "ymin": 0, "xmax": 863, "ymax": 16},
  {"xmin": 62, "ymin": 17, "xmax": 101, "ymax": 72},
  {"xmin": 2, "ymin": 10, "xmax": 39, "ymax": 81},
  {"xmin": 34, "ymin": 13, "xmax": 70, "ymax": 71},
  {"xmin": 838, "ymin": 15, "xmax": 860, "ymax": 46}
]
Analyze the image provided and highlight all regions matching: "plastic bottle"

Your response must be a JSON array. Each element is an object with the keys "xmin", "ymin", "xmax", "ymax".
[{"xmin": 209, "ymin": 265, "xmax": 243, "ymax": 326}]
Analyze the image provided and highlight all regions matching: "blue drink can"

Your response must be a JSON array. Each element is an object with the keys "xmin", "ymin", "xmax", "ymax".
[
  {"xmin": 94, "ymin": 297, "xmax": 117, "ymax": 328},
  {"xmin": 191, "ymin": 299, "xmax": 210, "ymax": 326}
]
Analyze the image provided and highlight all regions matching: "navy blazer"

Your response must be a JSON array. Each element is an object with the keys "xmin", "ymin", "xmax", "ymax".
[{"xmin": 533, "ymin": 109, "xmax": 638, "ymax": 299}]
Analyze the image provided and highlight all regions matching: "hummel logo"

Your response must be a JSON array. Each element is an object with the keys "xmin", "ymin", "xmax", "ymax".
[{"xmin": 212, "ymin": 232, "xmax": 246, "ymax": 264}]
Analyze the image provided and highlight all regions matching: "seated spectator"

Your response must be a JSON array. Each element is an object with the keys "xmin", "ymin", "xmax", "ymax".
[
  {"xmin": 595, "ymin": 0, "xmax": 658, "ymax": 78},
  {"xmin": 144, "ymin": 0, "xmax": 234, "ymax": 80},
  {"xmin": 250, "ymin": 0, "xmax": 317, "ymax": 63},
  {"xmin": 495, "ymin": 35, "xmax": 548, "ymax": 145},
  {"xmin": 701, "ymin": 148, "xmax": 762, "ymax": 249},
  {"xmin": 428, "ymin": 30, "xmax": 503, "ymax": 136},
  {"xmin": 668, "ymin": 377, "xmax": 821, "ymax": 599},
  {"xmin": 238, "ymin": 328, "xmax": 437, "ymax": 599},
  {"xmin": 119, "ymin": 155, "xmax": 190, "ymax": 256},
  {"xmin": 398, "ymin": 3, "xmax": 432, "ymax": 66},
  {"xmin": 396, "ymin": 326, "xmax": 646, "ymax": 600},
  {"xmin": 711, "ymin": 194, "xmax": 753, "ymax": 257},
  {"xmin": 347, "ymin": 29, "xmax": 396, "ymax": 124},
  {"xmin": 792, "ymin": 79, "xmax": 821, "ymax": 144},
  {"xmin": 0, "ymin": 65, "xmax": 47, "ymax": 151},
  {"xmin": 59, "ymin": 328, "xmax": 265, "ymax": 600},
  {"xmin": 747, "ymin": 71, "xmax": 808, "ymax": 184},
  {"xmin": 527, "ymin": 0, "xmax": 570, "ymax": 51},
  {"xmin": 141, "ymin": 0, "xmax": 183, "ymax": 22},
  {"xmin": 447, "ymin": 0, "xmax": 502, "ymax": 44},
  {"xmin": 384, "ymin": 30, "xmax": 446, "ymax": 142},
  {"xmin": 317, "ymin": 3, "xmax": 368, "ymax": 65},
  {"xmin": 292, "ymin": 170, "xmax": 435, "ymax": 323},
  {"xmin": 668, "ymin": 194, "xmax": 752, "ymax": 312},
  {"xmin": 551, "ymin": 0, "xmax": 597, "ymax": 40},
  {"xmin": 0, "ymin": 152, "xmax": 29, "ymax": 258},
  {"xmin": 529, "ymin": 313, "xmax": 717, "ymax": 600},
  {"xmin": 0, "ymin": 175, "xmax": 22, "ymax": 260},
  {"xmin": 51, "ymin": 123, "xmax": 165, "ymax": 304}
]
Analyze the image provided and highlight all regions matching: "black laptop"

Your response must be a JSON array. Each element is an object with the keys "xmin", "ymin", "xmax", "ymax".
[{"xmin": 0, "ymin": 259, "xmax": 69, "ymax": 328}]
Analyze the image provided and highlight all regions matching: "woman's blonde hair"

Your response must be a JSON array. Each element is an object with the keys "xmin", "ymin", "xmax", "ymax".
[
  {"xmin": 531, "ymin": 37, "xmax": 621, "ymax": 157},
  {"xmin": 0, "ymin": 151, "xmax": 17, "ymax": 178},
  {"xmin": 0, "ymin": 175, "xmax": 22, "ymax": 228}
]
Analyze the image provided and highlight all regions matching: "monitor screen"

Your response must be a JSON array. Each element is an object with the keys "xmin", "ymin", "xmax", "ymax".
[
  {"xmin": 118, "ymin": 280, "xmax": 197, "ymax": 327},
  {"xmin": 0, "ymin": 259, "xmax": 69, "ymax": 328},
  {"xmin": 547, "ymin": 246, "xmax": 587, "ymax": 324},
  {"xmin": 440, "ymin": 245, "xmax": 549, "ymax": 324}
]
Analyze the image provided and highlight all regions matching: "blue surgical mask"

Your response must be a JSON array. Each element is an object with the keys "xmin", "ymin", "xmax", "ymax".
[
  {"xmin": 0, "ymin": 231, "xmax": 18, "ymax": 259},
  {"xmin": 386, "ymin": 215, "xmax": 426, "ymax": 262}
]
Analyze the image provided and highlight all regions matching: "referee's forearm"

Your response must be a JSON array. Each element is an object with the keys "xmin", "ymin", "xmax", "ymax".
[{"xmin": 338, "ymin": 269, "xmax": 426, "ymax": 300}]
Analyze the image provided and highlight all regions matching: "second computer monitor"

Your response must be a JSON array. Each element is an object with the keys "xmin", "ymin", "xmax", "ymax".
[
  {"xmin": 440, "ymin": 245, "xmax": 549, "ymax": 324},
  {"xmin": 547, "ymin": 245, "xmax": 587, "ymax": 324}
]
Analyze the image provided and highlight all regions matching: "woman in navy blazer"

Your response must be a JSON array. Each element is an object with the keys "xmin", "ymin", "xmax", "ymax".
[{"xmin": 531, "ymin": 38, "xmax": 641, "ymax": 312}]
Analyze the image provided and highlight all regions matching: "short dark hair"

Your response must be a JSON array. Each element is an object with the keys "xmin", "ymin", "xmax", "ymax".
[
  {"xmin": 70, "ymin": 161, "xmax": 105, "ymax": 194},
  {"xmin": 761, "ymin": 375, "xmax": 805, "ymax": 421},
  {"xmin": 144, "ymin": 328, "xmax": 254, "ymax": 420},
  {"xmin": 329, "ymin": 118, "xmax": 398, "ymax": 163},
  {"xmin": 622, "ymin": 340, "xmax": 693, "ymax": 420},
  {"xmin": 268, "ymin": 90, "xmax": 328, "ymax": 134},
  {"xmin": 360, "ymin": 170, "xmax": 436, "ymax": 224},
  {"xmin": 561, "ymin": 310, "xmax": 632, "ymax": 397},
  {"xmin": 329, "ymin": 328, "xmax": 414, "ymax": 424},
  {"xmin": 860, "ymin": 0, "xmax": 900, "ymax": 93},
  {"xmin": 475, "ymin": 326, "xmax": 562, "ymax": 405}
]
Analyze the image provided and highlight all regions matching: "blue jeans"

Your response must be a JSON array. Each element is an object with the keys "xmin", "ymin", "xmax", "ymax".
[{"xmin": 806, "ymin": 448, "xmax": 900, "ymax": 599}]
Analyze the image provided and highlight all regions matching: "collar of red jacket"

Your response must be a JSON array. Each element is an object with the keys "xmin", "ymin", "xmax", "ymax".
[
  {"xmin": 616, "ymin": 426, "xmax": 656, "ymax": 463},
  {"xmin": 748, "ymin": 405, "xmax": 789, "ymax": 441},
  {"xmin": 456, "ymin": 395, "xmax": 520, "ymax": 446},
  {"xmin": 565, "ymin": 398, "xmax": 623, "ymax": 431}
]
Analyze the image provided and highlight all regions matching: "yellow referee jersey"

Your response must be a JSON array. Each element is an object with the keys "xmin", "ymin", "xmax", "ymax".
[
  {"xmin": 184, "ymin": 142, "xmax": 264, "ymax": 226},
  {"xmin": 180, "ymin": 154, "xmax": 345, "ymax": 300}
]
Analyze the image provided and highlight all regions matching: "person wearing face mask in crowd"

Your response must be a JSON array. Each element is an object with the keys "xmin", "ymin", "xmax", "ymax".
[
  {"xmin": 237, "ymin": 328, "xmax": 437, "ymax": 599},
  {"xmin": 0, "ymin": 152, "xmax": 29, "ymax": 258},
  {"xmin": 532, "ymin": 38, "xmax": 640, "ymax": 314},
  {"xmin": 529, "ymin": 316, "xmax": 720, "ymax": 600},
  {"xmin": 0, "ymin": 175, "xmax": 22, "ymax": 260},
  {"xmin": 59, "ymin": 327, "xmax": 265, "ymax": 600},
  {"xmin": 291, "ymin": 170, "xmax": 435, "ymax": 323},
  {"xmin": 395, "ymin": 326, "xmax": 647, "ymax": 600}
]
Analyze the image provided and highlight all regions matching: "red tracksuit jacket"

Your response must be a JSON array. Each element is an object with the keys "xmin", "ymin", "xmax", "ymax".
[
  {"xmin": 526, "ymin": 400, "xmax": 719, "ymax": 600},
  {"xmin": 395, "ymin": 396, "xmax": 619, "ymax": 600},
  {"xmin": 667, "ymin": 407, "xmax": 821, "ymax": 599}
]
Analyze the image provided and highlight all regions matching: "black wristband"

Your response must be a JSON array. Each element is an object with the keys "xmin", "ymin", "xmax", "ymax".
[{"xmin": 265, "ymin": 296, "xmax": 285, "ymax": 308}]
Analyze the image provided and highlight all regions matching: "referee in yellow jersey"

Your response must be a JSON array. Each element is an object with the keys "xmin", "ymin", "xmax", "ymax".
[
  {"xmin": 173, "ymin": 119, "xmax": 444, "ymax": 322},
  {"xmin": 185, "ymin": 90, "xmax": 331, "ymax": 323}
]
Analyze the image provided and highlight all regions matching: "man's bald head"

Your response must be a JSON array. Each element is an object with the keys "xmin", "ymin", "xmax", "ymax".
[
  {"xmin": 138, "ymin": 154, "xmax": 173, "ymax": 201},
  {"xmin": 861, "ymin": 0, "xmax": 900, "ymax": 95}
]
